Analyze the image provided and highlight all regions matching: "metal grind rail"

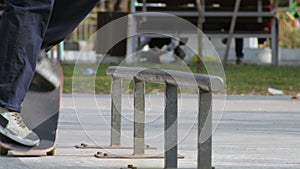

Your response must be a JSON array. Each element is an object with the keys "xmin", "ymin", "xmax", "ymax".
[{"xmin": 102, "ymin": 66, "xmax": 224, "ymax": 169}]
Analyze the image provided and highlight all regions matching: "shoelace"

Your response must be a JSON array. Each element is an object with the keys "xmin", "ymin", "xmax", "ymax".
[{"xmin": 11, "ymin": 113, "xmax": 27, "ymax": 129}]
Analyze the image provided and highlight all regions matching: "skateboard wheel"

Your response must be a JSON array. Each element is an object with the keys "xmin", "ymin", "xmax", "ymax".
[
  {"xmin": 0, "ymin": 146, "xmax": 8, "ymax": 155},
  {"xmin": 46, "ymin": 147, "xmax": 56, "ymax": 156}
]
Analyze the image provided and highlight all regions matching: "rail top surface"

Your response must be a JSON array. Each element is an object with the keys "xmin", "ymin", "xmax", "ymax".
[{"xmin": 107, "ymin": 66, "xmax": 224, "ymax": 93}]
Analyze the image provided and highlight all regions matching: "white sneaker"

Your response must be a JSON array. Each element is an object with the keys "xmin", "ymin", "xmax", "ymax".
[
  {"xmin": 0, "ymin": 108, "xmax": 40, "ymax": 146},
  {"xmin": 34, "ymin": 57, "xmax": 60, "ymax": 90}
]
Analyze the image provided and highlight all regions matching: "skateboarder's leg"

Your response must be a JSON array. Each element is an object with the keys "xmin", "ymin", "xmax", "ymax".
[
  {"xmin": 0, "ymin": 0, "xmax": 55, "ymax": 146},
  {"xmin": 35, "ymin": 0, "xmax": 98, "ymax": 89},
  {"xmin": 41, "ymin": 0, "xmax": 99, "ymax": 50}
]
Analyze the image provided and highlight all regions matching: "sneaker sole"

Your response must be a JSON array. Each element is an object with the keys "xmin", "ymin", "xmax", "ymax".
[{"xmin": 0, "ymin": 126, "xmax": 40, "ymax": 147}]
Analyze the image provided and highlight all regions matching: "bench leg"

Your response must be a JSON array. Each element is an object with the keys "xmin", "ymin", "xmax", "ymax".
[
  {"xmin": 271, "ymin": 18, "xmax": 279, "ymax": 65},
  {"xmin": 111, "ymin": 78, "xmax": 122, "ymax": 147},
  {"xmin": 198, "ymin": 89, "xmax": 212, "ymax": 169},
  {"xmin": 133, "ymin": 78, "xmax": 145, "ymax": 155},
  {"xmin": 165, "ymin": 84, "xmax": 178, "ymax": 169}
]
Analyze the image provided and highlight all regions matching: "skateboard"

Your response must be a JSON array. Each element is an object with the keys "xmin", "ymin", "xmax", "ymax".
[{"xmin": 0, "ymin": 58, "xmax": 63, "ymax": 156}]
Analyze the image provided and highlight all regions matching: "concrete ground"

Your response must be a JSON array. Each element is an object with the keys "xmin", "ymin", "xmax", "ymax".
[{"xmin": 0, "ymin": 94, "xmax": 300, "ymax": 169}]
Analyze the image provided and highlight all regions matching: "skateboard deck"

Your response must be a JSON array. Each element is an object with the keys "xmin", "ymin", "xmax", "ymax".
[{"xmin": 0, "ymin": 58, "xmax": 63, "ymax": 156}]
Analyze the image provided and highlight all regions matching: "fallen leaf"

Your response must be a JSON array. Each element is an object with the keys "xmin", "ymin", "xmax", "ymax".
[{"xmin": 291, "ymin": 96, "xmax": 298, "ymax": 100}]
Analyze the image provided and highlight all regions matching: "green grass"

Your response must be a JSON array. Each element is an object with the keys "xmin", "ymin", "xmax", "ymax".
[
  {"xmin": 61, "ymin": 63, "xmax": 300, "ymax": 96},
  {"xmin": 225, "ymin": 64, "xmax": 300, "ymax": 95},
  {"xmin": 61, "ymin": 63, "xmax": 114, "ymax": 93}
]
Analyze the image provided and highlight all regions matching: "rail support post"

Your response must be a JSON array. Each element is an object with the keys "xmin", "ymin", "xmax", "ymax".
[
  {"xmin": 164, "ymin": 84, "xmax": 178, "ymax": 169},
  {"xmin": 111, "ymin": 77, "xmax": 122, "ymax": 147},
  {"xmin": 133, "ymin": 78, "xmax": 145, "ymax": 155},
  {"xmin": 198, "ymin": 89, "xmax": 212, "ymax": 169}
]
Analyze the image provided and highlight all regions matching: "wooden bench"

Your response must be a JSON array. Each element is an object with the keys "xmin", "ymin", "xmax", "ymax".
[
  {"xmin": 129, "ymin": 0, "xmax": 279, "ymax": 64},
  {"xmin": 106, "ymin": 66, "xmax": 224, "ymax": 169}
]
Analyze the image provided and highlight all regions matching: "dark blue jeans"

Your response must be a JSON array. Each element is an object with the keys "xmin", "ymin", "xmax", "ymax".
[{"xmin": 0, "ymin": 0, "xmax": 98, "ymax": 112}]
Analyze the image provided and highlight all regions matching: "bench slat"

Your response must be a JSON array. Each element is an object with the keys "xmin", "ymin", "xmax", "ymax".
[
  {"xmin": 136, "ymin": 6, "xmax": 271, "ymax": 12},
  {"xmin": 137, "ymin": 0, "xmax": 195, "ymax": 5},
  {"xmin": 137, "ymin": 0, "xmax": 270, "ymax": 6},
  {"xmin": 205, "ymin": 0, "xmax": 270, "ymax": 6}
]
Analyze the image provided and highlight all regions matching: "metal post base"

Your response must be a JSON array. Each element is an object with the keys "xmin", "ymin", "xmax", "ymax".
[
  {"xmin": 94, "ymin": 151, "xmax": 184, "ymax": 159},
  {"xmin": 75, "ymin": 143, "xmax": 156, "ymax": 150}
]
